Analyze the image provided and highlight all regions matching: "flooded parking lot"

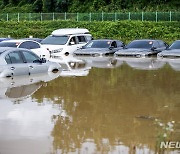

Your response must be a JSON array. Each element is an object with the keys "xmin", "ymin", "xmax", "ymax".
[{"xmin": 0, "ymin": 56, "xmax": 179, "ymax": 154}]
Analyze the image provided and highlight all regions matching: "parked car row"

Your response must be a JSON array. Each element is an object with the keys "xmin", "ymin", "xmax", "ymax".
[
  {"xmin": 74, "ymin": 39, "xmax": 180, "ymax": 58},
  {"xmin": 0, "ymin": 28, "xmax": 180, "ymax": 78}
]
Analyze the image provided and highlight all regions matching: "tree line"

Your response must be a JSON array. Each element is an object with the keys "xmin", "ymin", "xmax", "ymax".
[{"xmin": 0, "ymin": 0, "xmax": 179, "ymax": 13}]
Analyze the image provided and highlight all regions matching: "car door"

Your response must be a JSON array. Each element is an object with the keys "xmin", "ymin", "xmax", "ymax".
[
  {"xmin": 5, "ymin": 51, "xmax": 29, "ymax": 76},
  {"xmin": 21, "ymin": 50, "xmax": 48, "ymax": 74},
  {"xmin": 65, "ymin": 36, "xmax": 79, "ymax": 54}
]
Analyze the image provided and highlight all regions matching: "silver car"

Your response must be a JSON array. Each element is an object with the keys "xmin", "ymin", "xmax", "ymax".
[{"xmin": 0, "ymin": 47, "xmax": 61, "ymax": 78}]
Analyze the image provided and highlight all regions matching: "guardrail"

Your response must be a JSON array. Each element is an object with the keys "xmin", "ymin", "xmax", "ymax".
[{"xmin": 0, "ymin": 12, "xmax": 179, "ymax": 22}]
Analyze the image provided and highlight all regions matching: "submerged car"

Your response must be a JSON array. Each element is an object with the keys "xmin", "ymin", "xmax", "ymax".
[
  {"xmin": 0, "ymin": 47, "xmax": 61, "ymax": 78},
  {"xmin": 74, "ymin": 39, "xmax": 125, "ymax": 56},
  {"xmin": 157, "ymin": 40, "xmax": 180, "ymax": 58},
  {"xmin": 41, "ymin": 28, "xmax": 92, "ymax": 56},
  {"xmin": 0, "ymin": 39, "xmax": 50, "ymax": 58},
  {"xmin": 115, "ymin": 39, "xmax": 168, "ymax": 57}
]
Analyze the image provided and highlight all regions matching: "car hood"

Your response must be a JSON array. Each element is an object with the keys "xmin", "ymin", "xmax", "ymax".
[
  {"xmin": 74, "ymin": 48, "xmax": 112, "ymax": 54},
  {"xmin": 159, "ymin": 49, "xmax": 180, "ymax": 56},
  {"xmin": 115, "ymin": 48, "xmax": 151, "ymax": 55},
  {"xmin": 41, "ymin": 44, "xmax": 65, "ymax": 50}
]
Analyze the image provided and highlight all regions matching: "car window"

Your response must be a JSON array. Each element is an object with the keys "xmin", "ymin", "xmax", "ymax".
[
  {"xmin": 22, "ymin": 51, "xmax": 39, "ymax": 63},
  {"xmin": 8, "ymin": 51, "xmax": 24, "ymax": 64},
  {"xmin": 77, "ymin": 36, "xmax": 86, "ymax": 43},
  {"xmin": 158, "ymin": 41, "xmax": 166, "ymax": 48},
  {"xmin": 85, "ymin": 40, "xmax": 111, "ymax": 48},
  {"xmin": 41, "ymin": 35, "xmax": 69, "ymax": 45},
  {"xmin": 86, "ymin": 36, "xmax": 92, "ymax": 41},
  {"xmin": 0, "ymin": 42, "xmax": 17, "ymax": 47},
  {"xmin": 169, "ymin": 41, "xmax": 180, "ymax": 49},
  {"xmin": 19, "ymin": 41, "xmax": 40, "ymax": 49},
  {"xmin": 69, "ymin": 37, "xmax": 77, "ymax": 45},
  {"xmin": 111, "ymin": 41, "xmax": 117, "ymax": 48},
  {"xmin": 126, "ymin": 41, "xmax": 153, "ymax": 49},
  {"xmin": 116, "ymin": 41, "xmax": 124, "ymax": 48},
  {"xmin": 5, "ymin": 54, "xmax": 11, "ymax": 64},
  {"xmin": 153, "ymin": 41, "xmax": 159, "ymax": 48}
]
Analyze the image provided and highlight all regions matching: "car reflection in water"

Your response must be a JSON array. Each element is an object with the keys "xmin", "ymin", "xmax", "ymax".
[
  {"xmin": 0, "ymin": 71, "xmax": 61, "ymax": 100},
  {"xmin": 75, "ymin": 56, "xmax": 123, "ymax": 69},
  {"xmin": 48, "ymin": 55, "xmax": 91, "ymax": 77},
  {"xmin": 165, "ymin": 58, "xmax": 180, "ymax": 71},
  {"xmin": 117, "ymin": 57, "xmax": 166, "ymax": 70}
]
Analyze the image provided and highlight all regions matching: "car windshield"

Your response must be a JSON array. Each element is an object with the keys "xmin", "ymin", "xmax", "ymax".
[
  {"xmin": 169, "ymin": 41, "xmax": 180, "ymax": 49},
  {"xmin": 126, "ymin": 41, "xmax": 153, "ymax": 49},
  {"xmin": 85, "ymin": 40, "xmax": 111, "ymax": 48},
  {"xmin": 0, "ymin": 42, "xmax": 17, "ymax": 47},
  {"xmin": 41, "ymin": 35, "xmax": 69, "ymax": 45}
]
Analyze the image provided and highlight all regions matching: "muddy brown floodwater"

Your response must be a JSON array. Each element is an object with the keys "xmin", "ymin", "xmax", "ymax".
[{"xmin": 0, "ymin": 57, "xmax": 179, "ymax": 154}]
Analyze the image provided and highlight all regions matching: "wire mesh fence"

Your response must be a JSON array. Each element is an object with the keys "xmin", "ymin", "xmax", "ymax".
[{"xmin": 0, "ymin": 12, "xmax": 179, "ymax": 22}]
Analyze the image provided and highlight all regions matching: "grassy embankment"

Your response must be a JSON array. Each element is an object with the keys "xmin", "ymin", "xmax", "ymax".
[{"xmin": 0, "ymin": 20, "xmax": 179, "ymax": 44}]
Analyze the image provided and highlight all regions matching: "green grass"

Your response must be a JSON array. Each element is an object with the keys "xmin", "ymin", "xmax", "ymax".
[{"xmin": 0, "ymin": 20, "xmax": 179, "ymax": 44}]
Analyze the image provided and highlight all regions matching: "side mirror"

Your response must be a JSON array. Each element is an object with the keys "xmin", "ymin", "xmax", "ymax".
[
  {"xmin": 69, "ymin": 41, "xmax": 75, "ymax": 45},
  {"xmin": 151, "ymin": 47, "xmax": 157, "ymax": 51},
  {"xmin": 41, "ymin": 58, "xmax": 46, "ymax": 63},
  {"xmin": 33, "ymin": 58, "xmax": 46, "ymax": 63},
  {"xmin": 109, "ymin": 46, "xmax": 114, "ymax": 50}
]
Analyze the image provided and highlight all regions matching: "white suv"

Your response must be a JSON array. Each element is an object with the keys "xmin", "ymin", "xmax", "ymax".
[{"xmin": 41, "ymin": 28, "xmax": 92, "ymax": 56}]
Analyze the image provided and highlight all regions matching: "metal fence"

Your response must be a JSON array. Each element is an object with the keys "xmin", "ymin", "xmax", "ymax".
[{"xmin": 0, "ymin": 12, "xmax": 180, "ymax": 22}]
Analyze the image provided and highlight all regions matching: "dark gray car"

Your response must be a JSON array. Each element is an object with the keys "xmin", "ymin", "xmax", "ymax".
[
  {"xmin": 157, "ymin": 40, "xmax": 180, "ymax": 58},
  {"xmin": 115, "ymin": 39, "xmax": 168, "ymax": 57},
  {"xmin": 74, "ymin": 39, "xmax": 125, "ymax": 56}
]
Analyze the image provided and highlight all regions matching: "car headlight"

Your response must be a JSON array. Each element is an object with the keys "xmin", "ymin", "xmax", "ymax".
[{"xmin": 52, "ymin": 48, "xmax": 63, "ymax": 53}]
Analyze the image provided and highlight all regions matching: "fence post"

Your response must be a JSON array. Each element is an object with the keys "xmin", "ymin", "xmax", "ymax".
[
  {"xmin": 77, "ymin": 12, "xmax": 79, "ymax": 21},
  {"xmin": 18, "ymin": 13, "xmax": 20, "ymax": 22},
  {"xmin": 89, "ymin": 12, "xmax": 91, "ymax": 22},
  {"xmin": 102, "ymin": 11, "xmax": 104, "ymax": 21},
  {"xmin": 41, "ymin": 13, "xmax": 42, "ymax": 21},
  {"xmin": 65, "ymin": 12, "xmax": 67, "ymax": 20},
  {"xmin": 170, "ymin": 11, "xmax": 172, "ymax": 22},
  {"xmin": 115, "ymin": 12, "xmax": 117, "ymax": 21},
  {"xmin": 156, "ymin": 11, "xmax": 158, "ymax": 22},
  {"xmin": 53, "ymin": 12, "xmax": 55, "ymax": 21},
  {"xmin": 128, "ymin": 12, "xmax": 131, "ymax": 20},
  {"xmin": 142, "ymin": 12, "xmax": 144, "ymax": 21},
  {"xmin": 7, "ymin": 13, "xmax": 8, "ymax": 21}
]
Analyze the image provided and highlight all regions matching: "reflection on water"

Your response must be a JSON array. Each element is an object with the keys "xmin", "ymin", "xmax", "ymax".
[{"xmin": 0, "ymin": 56, "xmax": 180, "ymax": 154}]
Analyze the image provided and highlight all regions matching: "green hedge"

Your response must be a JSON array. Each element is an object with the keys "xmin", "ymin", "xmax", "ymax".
[{"xmin": 0, "ymin": 20, "xmax": 179, "ymax": 44}]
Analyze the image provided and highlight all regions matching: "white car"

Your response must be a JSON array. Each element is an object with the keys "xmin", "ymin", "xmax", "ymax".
[
  {"xmin": 0, "ymin": 39, "xmax": 50, "ymax": 58},
  {"xmin": 41, "ymin": 28, "xmax": 92, "ymax": 56},
  {"xmin": 0, "ymin": 47, "xmax": 61, "ymax": 78}
]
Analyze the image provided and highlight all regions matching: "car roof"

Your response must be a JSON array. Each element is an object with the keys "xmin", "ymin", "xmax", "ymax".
[
  {"xmin": 91, "ymin": 39, "xmax": 121, "ymax": 42},
  {"xmin": 0, "ymin": 47, "xmax": 30, "ymax": 54},
  {"xmin": 2, "ymin": 39, "xmax": 40, "ymax": 43},
  {"xmin": 2, "ymin": 39, "xmax": 30, "ymax": 43},
  {"xmin": 51, "ymin": 28, "xmax": 90, "ymax": 36},
  {"xmin": 131, "ymin": 39, "xmax": 159, "ymax": 42}
]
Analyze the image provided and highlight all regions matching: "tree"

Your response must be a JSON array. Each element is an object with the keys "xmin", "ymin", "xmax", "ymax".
[
  {"xmin": 42, "ymin": 0, "xmax": 56, "ymax": 12},
  {"xmin": 33, "ymin": 0, "xmax": 43, "ymax": 12}
]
